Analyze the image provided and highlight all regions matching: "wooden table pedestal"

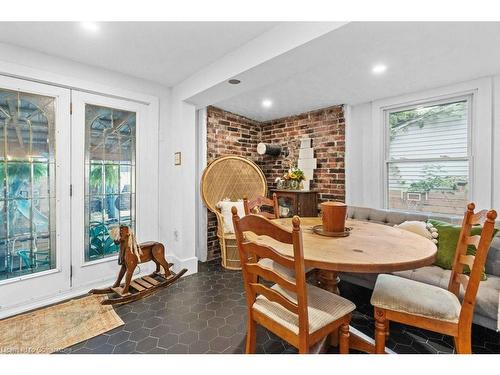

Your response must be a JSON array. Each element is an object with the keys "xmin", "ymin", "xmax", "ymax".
[
  {"xmin": 315, "ymin": 269, "xmax": 340, "ymax": 294},
  {"xmin": 315, "ymin": 269, "xmax": 390, "ymax": 353}
]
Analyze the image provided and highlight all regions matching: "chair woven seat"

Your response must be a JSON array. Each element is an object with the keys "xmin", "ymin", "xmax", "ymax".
[
  {"xmin": 371, "ymin": 274, "xmax": 461, "ymax": 323},
  {"xmin": 254, "ymin": 283, "xmax": 355, "ymax": 335}
]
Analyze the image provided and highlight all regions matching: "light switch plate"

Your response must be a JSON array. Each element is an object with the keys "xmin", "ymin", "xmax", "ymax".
[{"xmin": 174, "ymin": 152, "xmax": 181, "ymax": 165}]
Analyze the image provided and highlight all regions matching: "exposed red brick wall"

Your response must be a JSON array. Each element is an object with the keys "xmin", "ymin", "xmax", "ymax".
[
  {"xmin": 260, "ymin": 105, "xmax": 345, "ymax": 203},
  {"xmin": 205, "ymin": 105, "xmax": 345, "ymax": 261}
]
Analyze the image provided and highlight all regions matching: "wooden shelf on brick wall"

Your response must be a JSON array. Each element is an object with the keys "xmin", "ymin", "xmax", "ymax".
[{"xmin": 271, "ymin": 189, "xmax": 318, "ymax": 218}]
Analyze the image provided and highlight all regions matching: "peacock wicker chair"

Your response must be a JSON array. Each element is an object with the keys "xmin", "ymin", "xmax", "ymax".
[{"xmin": 201, "ymin": 155, "xmax": 267, "ymax": 270}]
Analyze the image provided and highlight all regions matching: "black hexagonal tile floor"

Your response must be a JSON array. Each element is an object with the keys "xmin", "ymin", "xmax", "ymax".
[
  {"xmin": 113, "ymin": 340, "xmax": 137, "ymax": 354},
  {"xmin": 189, "ymin": 340, "xmax": 209, "ymax": 354},
  {"xmin": 166, "ymin": 343, "xmax": 189, "ymax": 354},
  {"xmin": 179, "ymin": 330, "xmax": 198, "ymax": 345},
  {"xmin": 129, "ymin": 327, "xmax": 151, "ymax": 342},
  {"xmin": 84, "ymin": 335, "xmax": 109, "ymax": 349},
  {"xmin": 158, "ymin": 333, "xmax": 179, "ymax": 350},
  {"xmin": 136, "ymin": 337, "xmax": 159, "ymax": 353},
  {"xmin": 65, "ymin": 259, "xmax": 500, "ymax": 354},
  {"xmin": 107, "ymin": 331, "xmax": 130, "ymax": 346}
]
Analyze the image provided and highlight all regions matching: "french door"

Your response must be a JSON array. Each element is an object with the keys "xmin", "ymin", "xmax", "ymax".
[
  {"xmin": 70, "ymin": 91, "xmax": 147, "ymax": 289},
  {"xmin": 0, "ymin": 76, "xmax": 71, "ymax": 312},
  {"xmin": 0, "ymin": 77, "xmax": 151, "ymax": 315}
]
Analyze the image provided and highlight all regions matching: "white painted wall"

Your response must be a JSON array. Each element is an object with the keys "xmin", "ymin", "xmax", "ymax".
[
  {"xmin": 345, "ymin": 103, "xmax": 367, "ymax": 206},
  {"xmin": 347, "ymin": 76, "xmax": 497, "ymax": 212},
  {"xmin": 494, "ymin": 75, "xmax": 500, "ymax": 210},
  {"xmin": 158, "ymin": 95, "xmax": 199, "ymax": 275}
]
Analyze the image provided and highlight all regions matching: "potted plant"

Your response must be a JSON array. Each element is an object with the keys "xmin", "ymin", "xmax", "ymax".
[{"xmin": 283, "ymin": 167, "xmax": 305, "ymax": 190}]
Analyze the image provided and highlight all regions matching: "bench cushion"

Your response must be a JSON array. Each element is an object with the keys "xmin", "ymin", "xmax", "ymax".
[{"xmin": 347, "ymin": 206, "xmax": 500, "ymax": 276}]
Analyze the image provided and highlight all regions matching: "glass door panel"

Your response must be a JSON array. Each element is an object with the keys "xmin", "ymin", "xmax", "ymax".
[
  {"xmin": 84, "ymin": 104, "xmax": 136, "ymax": 262},
  {"xmin": 0, "ymin": 88, "xmax": 56, "ymax": 280}
]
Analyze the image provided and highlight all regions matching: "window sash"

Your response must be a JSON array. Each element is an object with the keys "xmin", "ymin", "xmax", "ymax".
[{"xmin": 383, "ymin": 94, "xmax": 473, "ymax": 213}]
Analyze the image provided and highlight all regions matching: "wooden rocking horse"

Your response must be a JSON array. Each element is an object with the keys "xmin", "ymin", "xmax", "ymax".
[{"xmin": 90, "ymin": 225, "xmax": 187, "ymax": 305}]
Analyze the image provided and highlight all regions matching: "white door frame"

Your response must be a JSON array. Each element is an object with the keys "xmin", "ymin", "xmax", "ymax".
[
  {"xmin": 70, "ymin": 91, "xmax": 157, "ymax": 290},
  {"xmin": 195, "ymin": 108, "xmax": 207, "ymax": 262},
  {"xmin": 0, "ymin": 64, "xmax": 160, "ymax": 319},
  {"xmin": 0, "ymin": 75, "xmax": 71, "ymax": 317}
]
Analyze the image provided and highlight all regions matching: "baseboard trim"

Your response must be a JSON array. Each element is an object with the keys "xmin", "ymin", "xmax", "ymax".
[{"xmin": 169, "ymin": 254, "xmax": 198, "ymax": 276}]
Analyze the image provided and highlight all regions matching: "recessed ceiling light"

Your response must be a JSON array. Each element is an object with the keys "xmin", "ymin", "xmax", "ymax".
[
  {"xmin": 372, "ymin": 64, "xmax": 387, "ymax": 74},
  {"xmin": 228, "ymin": 79, "xmax": 241, "ymax": 85},
  {"xmin": 80, "ymin": 22, "xmax": 100, "ymax": 33},
  {"xmin": 262, "ymin": 99, "xmax": 273, "ymax": 108}
]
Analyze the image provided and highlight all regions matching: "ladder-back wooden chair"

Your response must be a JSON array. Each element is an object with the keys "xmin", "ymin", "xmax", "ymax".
[
  {"xmin": 201, "ymin": 156, "xmax": 267, "ymax": 270},
  {"xmin": 243, "ymin": 193, "xmax": 279, "ymax": 219},
  {"xmin": 244, "ymin": 193, "xmax": 314, "ymax": 280},
  {"xmin": 371, "ymin": 203, "xmax": 497, "ymax": 354},
  {"xmin": 232, "ymin": 208, "xmax": 355, "ymax": 354}
]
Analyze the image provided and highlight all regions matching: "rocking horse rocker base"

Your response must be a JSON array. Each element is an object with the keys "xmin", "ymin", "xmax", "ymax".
[
  {"xmin": 89, "ymin": 226, "xmax": 187, "ymax": 306},
  {"xmin": 90, "ymin": 266, "xmax": 187, "ymax": 306}
]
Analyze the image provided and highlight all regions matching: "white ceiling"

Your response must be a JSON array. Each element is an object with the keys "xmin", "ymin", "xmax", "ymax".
[
  {"xmin": 0, "ymin": 22, "xmax": 279, "ymax": 86},
  {"xmin": 1, "ymin": 22, "xmax": 499, "ymax": 122},
  {"xmin": 211, "ymin": 22, "xmax": 500, "ymax": 121}
]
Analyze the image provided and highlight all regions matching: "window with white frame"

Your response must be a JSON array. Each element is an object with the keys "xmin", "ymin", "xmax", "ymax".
[{"xmin": 385, "ymin": 96, "xmax": 471, "ymax": 215}]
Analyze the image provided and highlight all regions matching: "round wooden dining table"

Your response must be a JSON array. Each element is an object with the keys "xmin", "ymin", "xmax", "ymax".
[
  {"xmin": 270, "ymin": 216, "xmax": 438, "ymax": 353},
  {"xmin": 273, "ymin": 217, "xmax": 437, "ymax": 291}
]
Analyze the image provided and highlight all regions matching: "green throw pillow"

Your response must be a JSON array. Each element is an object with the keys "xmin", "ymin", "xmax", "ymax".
[{"xmin": 428, "ymin": 219, "xmax": 498, "ymax": 281}]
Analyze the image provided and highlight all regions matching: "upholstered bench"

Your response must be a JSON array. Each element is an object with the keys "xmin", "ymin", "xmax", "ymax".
[{"xmin": 340, "ymin": 206, "xmax": 500, "ymax": 331}]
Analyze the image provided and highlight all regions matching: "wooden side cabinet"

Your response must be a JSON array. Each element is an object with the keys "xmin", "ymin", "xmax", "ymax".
[{"xmin": 271, "ymin": 189, "xmax": 318, "ymax": 218}]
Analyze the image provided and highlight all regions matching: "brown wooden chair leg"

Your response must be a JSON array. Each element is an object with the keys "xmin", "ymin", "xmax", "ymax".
[
  {"xmin": 246, "ymin": 318, "xmax": 256, "ymax": 354},
  {"xmin": 298, "ymin": 344, "xmax": 310, "ymax": 354},
  {"xmin": 453, "ymin": 337, "xmax": 460, "ymax": 354},
  {"xmin": 385, "ymin": 321, "xmax": 390, "ymax": 337},
  {"xmin": 455, "ymin": 330, "xmax": 472, "ymax": 354},
  {"xmin": 339, "ymin": 323, "xmax": 350, "ymax": 354},
  {"xmin": 374, "ymin": 307, "xmax": 387, "ymax": 354}
]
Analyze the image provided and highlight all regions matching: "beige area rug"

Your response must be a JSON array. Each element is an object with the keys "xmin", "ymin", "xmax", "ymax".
[{"xmin": 0, "ymin": 294, "xmax": 123, "ymax": 354}]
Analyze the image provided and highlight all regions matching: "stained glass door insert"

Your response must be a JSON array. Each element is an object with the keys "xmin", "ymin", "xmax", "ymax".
[
  {"xmin": 85, "ymin": 104, "xmax": 136, "ymax": 262},
  {"xmin": 0, "ymin": 88, "xmax": 56, "ymax": 280}
]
